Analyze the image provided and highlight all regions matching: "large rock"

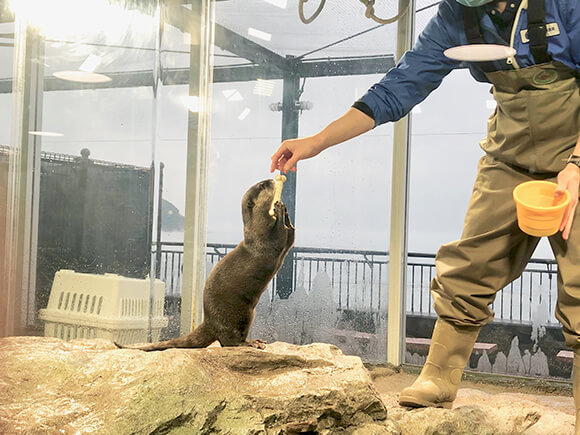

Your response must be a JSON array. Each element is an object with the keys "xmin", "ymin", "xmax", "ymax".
[
  {"xmin": 0, "ymin": 337, "xmax": 387, "ymax": 434},
  {"xmin": 1, "ymin": 336, "xmax": 575, "ymax": 434}
]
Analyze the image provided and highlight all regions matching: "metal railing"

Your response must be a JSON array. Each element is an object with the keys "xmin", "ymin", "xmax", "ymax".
[
  {"xmin": 153, "ymin": 242, "xmax": 559, "ymax": 325},
  {"xmin": 406, "ymin": 254, "xmax": 558, "ymax": 323}
]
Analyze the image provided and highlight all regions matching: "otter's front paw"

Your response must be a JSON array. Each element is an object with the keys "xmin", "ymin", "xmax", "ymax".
[
  {"xmin": 283, "ymin": 206, "xmax": 294, "ymax": 229},
  {"xmin": 274, "ymin": 201, "xmax": 286, "ymax": 220}
]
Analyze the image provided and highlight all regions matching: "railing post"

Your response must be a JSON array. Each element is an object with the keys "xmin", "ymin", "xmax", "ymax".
[{"xmin": 155, "ymin": 162, "xmax": 164, "ymax": 279}]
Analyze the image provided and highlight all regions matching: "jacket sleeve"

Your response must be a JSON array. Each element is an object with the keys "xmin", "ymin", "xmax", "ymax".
[{"xmin": 357, "ymin": 0, "xmax": 464, "ymax": 127}]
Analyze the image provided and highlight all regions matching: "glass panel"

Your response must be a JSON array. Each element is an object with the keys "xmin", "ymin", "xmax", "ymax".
[
  {"xmin": 1, "ymin": 1, "xmax": 213, "ymax": 345},
  {"xmin": 202, "ymin": 0, "xmax": 399, "ymax": 362},
  {"xmin": 3, "ymin": 1, "xmax": 161, "ymax": 341},
  {"xmin": 405, "ymin": 4, "xmax": 569, "ymax": 381}
]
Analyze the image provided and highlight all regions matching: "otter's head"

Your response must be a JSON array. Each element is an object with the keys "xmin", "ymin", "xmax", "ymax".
[{"xmin": 241, "ymin": 179, "xmax": 277, "ymax": 236}]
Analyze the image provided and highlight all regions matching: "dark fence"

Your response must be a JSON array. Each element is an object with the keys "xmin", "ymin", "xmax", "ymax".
[
  {"xmin": 0, "ymin": 146, "xmax": 155, "ymax": 321},
  {"xmin": 155, "ymin": 242, "xmax": 559, "ymax": 325},
  {"xmin": 36, "ymin": 150, "xmax": 154, "ymax": 317}
]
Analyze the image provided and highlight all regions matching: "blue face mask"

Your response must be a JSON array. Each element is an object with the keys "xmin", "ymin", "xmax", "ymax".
[{"xmin": 456, "ymin": 0, "xmax": 494, "ymax": 6}]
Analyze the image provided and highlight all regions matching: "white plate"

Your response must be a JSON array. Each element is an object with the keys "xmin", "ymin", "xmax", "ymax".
[{"xmin": 444, "ymin": 44, "xmax": 516, "ymax": 62}]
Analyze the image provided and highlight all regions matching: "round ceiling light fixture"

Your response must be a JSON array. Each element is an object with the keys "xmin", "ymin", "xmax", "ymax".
[{"xmin": 53, "ymin": 70, "xmax": 112, "ymax": 83}]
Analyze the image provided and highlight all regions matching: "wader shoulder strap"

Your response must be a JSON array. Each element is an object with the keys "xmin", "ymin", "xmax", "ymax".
[
  {"xmin": 527, "ymin": 0, "xmax": 552, "ymax": 63},
  {"xmin": 463, "ymin": 0, "xmax": 551, "ymax": 70},
  {"xmin": 462, "ymin": 6, "xmax": 497, "ymax": 72}
]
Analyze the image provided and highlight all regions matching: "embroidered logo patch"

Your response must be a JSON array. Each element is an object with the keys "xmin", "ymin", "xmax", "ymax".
[
  {"xmin": 532, "ymin": 69, "xmax": 558, "ymax": 85},
  {"xmin": 520, "ymin": 22, "xmax": 560, "ymax": 43}
]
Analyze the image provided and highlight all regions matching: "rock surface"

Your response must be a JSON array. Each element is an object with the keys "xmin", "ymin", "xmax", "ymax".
[
  {"xmin": 0, "ymin": 337, "xmax": 387, "ymax": 434},
  {"xmin": 0, "ymin": 336, "xmax": 576, "ymax": 434}
]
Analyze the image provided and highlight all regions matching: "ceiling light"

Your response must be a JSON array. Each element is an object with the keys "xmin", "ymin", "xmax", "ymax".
[
  {"xmin": 253, "ymin": 79, "xmax": 275, "ymax": 96},
  {"xmin": 264, "ymin": 0, "xmax": 287, "ymax": 8},
  {"xmin": 53, "ymin": 70, "xmax": 112, "ymax": 83},
  {"xmin": 222, "ymin": 89, "xmax": 243, "ymax": 101},
  {"xmin": 28, "ymin": 131, "xmax": 64, "ymax": 137},
  {"xmin": 238, "ymin": 108, "xmax": 251, "ymax": 120},
  {"xmin": 248, "ymin": 27, "xmax": 271, "ymax": 42}
]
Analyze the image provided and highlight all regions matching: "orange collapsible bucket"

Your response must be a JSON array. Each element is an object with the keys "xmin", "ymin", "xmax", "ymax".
[{"xmin": 513, "ymin": 181, "xmax": 570, "ymax": 237}]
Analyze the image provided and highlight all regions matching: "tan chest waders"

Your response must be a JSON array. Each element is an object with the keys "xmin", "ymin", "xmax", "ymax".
[{"xmin": 400, "ymin": 0, "xmax": 580, "ymax": 412}]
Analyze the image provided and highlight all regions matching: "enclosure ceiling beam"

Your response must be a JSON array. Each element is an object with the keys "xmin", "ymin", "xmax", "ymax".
[
  {"xmin": 213, "ymin": 23, "xmax": 290, "ymax": 73},
  {"xmin": 296, "ymin": 56, "xmax": 395, "ymax": 78},
  {"xmin": 0, "ymin": 54, "xmax": 395, "ymax": 93},
  {"xmin": 166, "ymin": 2, "xmax": 290, "ymax": 74},
  {"xmin": 177, "ymin": 55, "xmax": 395, "ymax": 83}
]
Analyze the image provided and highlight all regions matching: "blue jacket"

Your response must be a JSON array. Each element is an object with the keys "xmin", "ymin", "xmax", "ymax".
[{"xmin": 358, "ymin": 0, "xmax": 580, "ymax": 126}]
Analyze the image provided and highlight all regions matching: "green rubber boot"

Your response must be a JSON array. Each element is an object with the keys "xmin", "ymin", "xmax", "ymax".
[
  {"xmin": 574, "ymin": 350, "xmax": 580, "ymax": 435},
  {"xmin": 399, "ymin": 319, "xmax": 480, "ymax": 409}
]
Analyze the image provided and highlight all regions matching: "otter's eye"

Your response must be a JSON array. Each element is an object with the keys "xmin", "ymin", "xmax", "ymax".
[{"xmin": 246, "ymin": 200, "xmax": 255, "ymax": 209}]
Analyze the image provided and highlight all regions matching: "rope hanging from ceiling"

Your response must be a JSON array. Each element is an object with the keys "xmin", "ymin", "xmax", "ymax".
[{"xmin": 298, "ymin": 0, "xmax": 409, "ymax": 25}]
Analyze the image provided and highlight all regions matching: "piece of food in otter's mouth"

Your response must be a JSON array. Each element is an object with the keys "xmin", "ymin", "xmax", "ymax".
[{"xmin": 269, "ymin": 174, "xmax": 287, "ymax": 217}]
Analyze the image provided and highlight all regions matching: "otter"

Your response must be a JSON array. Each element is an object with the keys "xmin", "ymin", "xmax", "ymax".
[{"xmin": 118, "ymin": 178, "xmax": 294, "ymax": 351}]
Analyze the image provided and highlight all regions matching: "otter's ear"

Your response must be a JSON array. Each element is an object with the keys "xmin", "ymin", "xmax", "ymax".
[{"xmin": 246, "ymin": 200, "xmax": 255, "ymax": 210}]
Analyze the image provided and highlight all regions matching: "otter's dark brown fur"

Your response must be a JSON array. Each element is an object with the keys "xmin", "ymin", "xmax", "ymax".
[{"xmin": 118, "ymin": 178, "xmax": 294, "ymax": 351}]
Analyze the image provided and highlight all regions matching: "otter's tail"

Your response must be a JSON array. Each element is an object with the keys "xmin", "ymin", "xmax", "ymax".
[{"xmin": 115, "ymin": 322, "xmax": 216, "ymax": 351}]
